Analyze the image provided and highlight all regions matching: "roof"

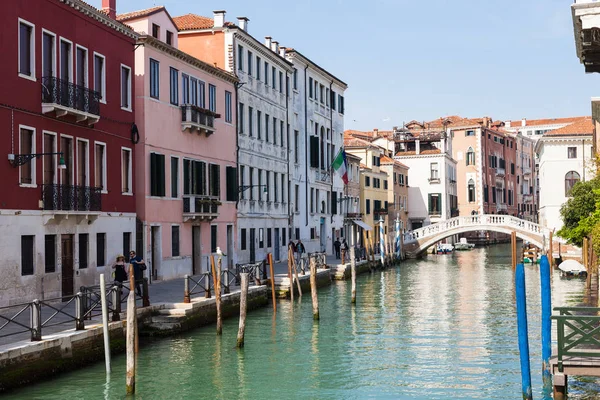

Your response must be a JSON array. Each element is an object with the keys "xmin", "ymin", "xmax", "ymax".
[
  {"xmin": 359, "ymin": 163, "xmax": 370, "ymax": 170},
  {"xmin": 284, "ymin": 48, "xmax": 347, "ymax": 87},
  {"xmin": 344, "ymin": 136, "xmax": 373, "ymax": 148},
  {"xmin": 395, "ymin": 149, "xmax": 442, "ymax": 156},
  {"xmin": 173, "ymin": 13, "xmax": 219, "ymax": 30},
  {"xmin": 544, "ymin": 117, "xmax": 594, "ymax": 136},
  {"xmin": 344, "ymin": 129, "xmax": 394, "ymax": 141},
  {"xmin": 116, "ymin": 6, "xmax": 164, "ymax": 21},
  {"xmin": 60, "ymin": 0, "xmax": 138, "ymax": 39},
  {"xmin": 425, "ymin": 116, "xmax": 489, "ymax": 129},
  {"xmin": 380, "ymin": 155, "xmax": 409, "ymax": 168},
  {"xmin": 506, "ymin": 116, "xmax": 589, "ymax": 128}
]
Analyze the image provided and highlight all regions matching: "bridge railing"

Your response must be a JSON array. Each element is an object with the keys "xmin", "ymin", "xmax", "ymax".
[
  {"xmin": 552, "ymin": 306, "xmax": 600, "ymax": 373},
  {"xmin": 404, "ymin": 214, "xmax": 549, "ymax": 243}
]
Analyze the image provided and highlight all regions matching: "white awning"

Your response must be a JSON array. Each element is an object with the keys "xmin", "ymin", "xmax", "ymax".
[{"xmin": 352, "ymin": 220, "xmax": 373, "ymax": 231}]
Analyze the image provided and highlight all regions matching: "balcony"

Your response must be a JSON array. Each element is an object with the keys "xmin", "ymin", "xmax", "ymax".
[
  {"xmin": 572, "ymin": 0, "xmax": 600, "ymax": 73},
  {"xmin": 183, "ymin": 195, "xmax": 220, "ymax": 222},
  {"xmin": 523, "ymin": 167, "xmax": 532, "ymax": 175},
  {"xmin": 496, "ymin": 203, "xmax": 508, "ymax": 212},
  {"xmin": 41, "ymin": 76, "xmax": 100, "ymax": 125},
  {"xmin": 428, "ymin": 176, "xmax": 441, "ymax": 184},
  {"xmin": 345, "ymin": 212, "xmax": 363, "ymax": 222},
  {"xmin": 41, "ymin": 184, "xmax": 101, "ymax": 224},
  {"xmin": 314, "ymin": 169, "xmax": 331, "ymax": 183},
  {"xmin": 495, "ymin": 167, "xmax": 505, "ymax": 177},
  {"xmin": 181, "ymin": 105, "xmax": 219, "ymax": 135}
]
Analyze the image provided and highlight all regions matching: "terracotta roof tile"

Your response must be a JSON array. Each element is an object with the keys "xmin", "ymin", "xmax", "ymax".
[
  {"xmin": 344, "ymin": 129, "xmax": 393, "ymax": 141},
  {"xmin": 380, "ymin": 155, "xmax": 409, "ymax": 168},
  {"xmin": 395, "ymin": 149, "xmax": 441, "ymax": 156},
  {"xmin": 173, "ymin": 14, "xmax": 215, "ymax": 30},
  {"xmin": 359, "ymin": 163, "xmax": 370, "ymax": 169},
  {"xmin": 544, "ymin": 117, "xmax": 594, "ymax": 136},
  {"xmin": 506, "ymin": 116, "xmax": 589, "ymax": 128},
  {"xmin": 344, "ymin": 137, "xmax": 372, "ymax": 148},
  {"xmin": 116, "ymin": 6, "xmax": 165, "ymax": 21}
]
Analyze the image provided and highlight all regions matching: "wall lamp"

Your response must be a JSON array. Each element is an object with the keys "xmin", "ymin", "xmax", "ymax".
[{"xmin": 8, "ymin": 152, "xmax": 66, "ymax": 169}]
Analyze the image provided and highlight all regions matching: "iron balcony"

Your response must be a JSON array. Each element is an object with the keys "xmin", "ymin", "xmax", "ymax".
[
  {"xmin": 181, "ymin": 105, "xmax": 220, "ymax": 135},
  {"xmin": 42, "ymin": 184, "xmax": 102, "ymax": 212},
  {"xmin": 183, "ymin": 195, "xmax": 221, "ymax": 222},
  {"xmin": 41, "ymin": 76, "xmax": 101, "ymax": 125}
]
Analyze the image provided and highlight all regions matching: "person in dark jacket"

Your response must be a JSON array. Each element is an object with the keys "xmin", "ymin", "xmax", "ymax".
[
  {"xmin": 334, "ymin": 238, "xmax": 341, "ymax": 259},
  {"xmin": 128, "ymin": 251, "xmax": 145, "ymax": 296},
  {"xmin": 112, "ymin": 254, "xmax": 128, "ymax": 284}
]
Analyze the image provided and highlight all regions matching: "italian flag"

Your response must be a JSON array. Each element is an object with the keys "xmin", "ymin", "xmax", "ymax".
[{"xmin": 332, "ymin": 150, "xmax": 348, "ymax": 184}]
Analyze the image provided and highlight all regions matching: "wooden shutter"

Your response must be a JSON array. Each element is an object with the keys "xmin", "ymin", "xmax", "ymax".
[
  {"xmin": 226, "ymin": 166, "xmax": 238, "ymax": 201},
  {"xmin": 331, "ymin": 191, "xmax": 337, "ymax": 214},
  {"xmin": 183, "ymin": 160, "xmax": 190, "ymax": 195},
  {"xmin": 158, "ymin": 154, "xmax": 166, "ymax": 197},
  {"xmin": 150, "ymin": 153, "xmax": 157, "ymax": 196}
]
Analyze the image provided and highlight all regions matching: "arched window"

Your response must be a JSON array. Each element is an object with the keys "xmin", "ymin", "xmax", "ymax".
[
  {"xmin": 565, "ymin": 171, "xmax": 580, "ymax": 196},
  {"xmin": 468, "ymin": 179, "xmax": 475, "ymax": 202},
  {"xmin": 466, "ymin": 147, "xmax": 475, "ymax": 166}
]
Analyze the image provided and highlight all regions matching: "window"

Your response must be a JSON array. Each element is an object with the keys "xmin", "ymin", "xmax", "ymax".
[
  {"xmin": 122, "ymin": 148, "xmax": 132, "ymax": 194},
  {"xmin": 265, "ymin": 113, "xmax": 270, "ymax": 142},
  {"xmin": 510, "ymin": 163, "xmax": 515, "ymax": 175},
  {"xmin": 279, "ymin": 71, "xmax": 283, "ymax": 93},
  {"xmin": 172, "ymin": 226, "xmax": 180, "ymax": 257},
  {"xmin": 209, "ymin": 164, "xmax": 220, "ymax": 197},
  {"xmin": 281, "ymin": 121, "xmax": 285, "ymax": 147},
  {"xmin": 150, "ymin": 153, "xmax": 166, "ymax": 197},
  {"xmin": 93, "ymin": 53, "xmax": 105, "ymax": 101},
  {"xmin": 239, "ymin": 103, "xmax": 245, "ymax": 134},
  {"xmin": 365, "ymin": 176, "xmax": 370, "ymax": 187},
  {"xmin": 273, "ymin": 117, "xmax": 277, "ymax": 145},
  {"xmin": 310, "ymin": 188, "xmax": 315, "ymax": 213},
  {"xmin": 60, "ymin": 39, "xmax": 72, "ymax": 82},
  {"xmin": 42, "ymin": 30, "xmax": 56, "ymax": 78},
  {"xmin": 76, "ymin": 139, "xmax": 89, "ymax": 186},
  {"xmin": 209, "ymin": 84, "xmax": 216, "ymax": 112},
  {"xmin": 430, "ymin": 162, "xmax": 439, "ymax": 180},
  {"xmin": 248, "ymin": 107, "xmax": 254, "ymax": 137},
  {"xmin": 257, "ymin": 111, "xmax": 262, "ymax": 139},
  {"xmin": 166, "ymin": 30, "xmax": 173, "ymax": 45},
  {"xmin": 310, "ymin": 228, "xmax": 316, "ymax": 240},
  {"xmin": 428, "ymin": 193, "xmax": 442, "ymax": 215},
  {"xmin": 45, "ymin": 235, "xmax": 56, "ymax": 273},
  {"xmin": 240, "ymin": 228, "xmax": 247, "ymax": 250},
  {"xmin": 183, "ymin": 159, "xmax": 206, "ymax": 195},
  {"xmin": 237, "ymin": 45, "xmax": 244, "ymax": 71},
  {"xmin": 122, "ymin": 232, "xmax": 131, "ymax": 258},
  {"xmin": 294, "ymin": 130, "xmax": 299, "ymax": 163},
  {"xmin": 259, "ymin": 228, "xmax": 264, "ymax": 248},
  {"xmin": 149, "ymin": 59, "xmax": 160, "ymax": 99},
  {"xmin": 152, "ymin": 23, "xmax": 160, "ymax": 39},
  {"xmin": 20, "ymin": 127, "xmax": 35, "ymax": 185},
  {"xmin": 326, "ymin": 88, "xmax": 330, "ymax": 106},
  {"xmin": 247, "ymin": 50, "xmax": 253, "ymax": 75},
  {"xmin": 331, "ymin": 90, "xmax": 336, "ymax": 110},
  {"xmin": 199, "ymin": 81, "xmax": 206, "ymax": 108},
  {"xmin": 170, "ymin": 67, "xmax": 179, "ymax": 105},
  {"xmin": 171, "ymin": 157, "xmax": 179, "ymax": 198},
  {"xmin": 256, "ymin": 56, "xmax": 261, "ymax": 80},
  {"xmin": 19, "ymin": 20, "xmax": 34, "ymax": 78},
  {"xmin": 366, "ymin": 199, "xmax": 371, "ymax": 214},
  {"xmin": 272, "ymin": 67, "xmax": 276, "ymax": 90},
  {"xmin": 248, "ymin": 167, "xmax": 254, "ymax": 200},
  {"xmin": 468, "ymin": 179, "xmax": 475, "ymax": 203},
  {"xmin": 466, "ymin": 130, "xmax": 475, "ymax": 136},
  {"xmin": 21, "ymin": 235, "xmax": 35, "ymax": 276},
  {"xmin": 295, "ymin": 228, "xmax": 300, "ymax": 240},
  {"xmin": 264, "ymin": 61, "xmax": 269, "ymax": 85},
  {"xmin": 320, "ymin": 84, "xmax": 324, "ymax": 103},
  {"xmin": 211, "ymin": 225, "xmax": 218, "ymax": 253},
  {"xmin": 76, "ymin": 45, "xmax": 88, "ymax": 88},
  {"xmin": 60, "ymin": 136, "xmax": 73, "ymax": 185},
  {"xmin": 258, "ymin": 169, "xmax": 263, "ymax": 201},
  {"xmin": 43, "ymin": 132, "xmax": 57, "ymax": 184},
  {"xmin": 338, "ymin": 95, "xmax": 345, "ymax": 114},
  {"xmin": 568, "ymin": 147, "xmax": 577, "ymax": 159},
  {"xmin": 267, "ymin": 228, "xmax": 272, "ymax": 248},
  {"xmin": 79, "ymin": 234, "xmax": 88, "ymax": 269},
  {"xmin": 96, "ymin": 233, "xmax": 106, "ymax": 267},
  {"xmin": 191, "ymin": 77, "xmax": 198, "ymax": 105},
  {"xmin": 309, "ymin": 77, "xmax": 313, "ymax": 98},
  {"xmin": 274, "ymin": 172, "xmax": 279, "ymax": 202},
  {"xmin": 293, "ymin": 68, "xmax": 298, "ymax": 89},
  {"xmin": 565, "ymin": 171, "xmax": 580, "ymax": 196},
  {"xmin": 121, "ymin": 65, "xmax": 131, "ymax": 110},
  {"xmin": 226, "ymin": 166, "xmax": 237, "ymax": 201},
  {"xmin": 94, "ymin": 143, "xmax": 106, "ymax": 190},
  {"xmin": 295, "ymin": 184, "xmax": 299, "ymax": 211},
  {"xmin": 225, "ymin": 91, "xmax": 232, "ymax": 123},
  {"xmin": 466, "ymin": 147, "xmax": 475, "ymax": 166}
]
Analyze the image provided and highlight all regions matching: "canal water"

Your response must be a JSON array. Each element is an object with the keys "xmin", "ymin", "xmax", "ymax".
[{"xmin": 6, "ymin": 244, "xmax": 600, "ymax": 399}]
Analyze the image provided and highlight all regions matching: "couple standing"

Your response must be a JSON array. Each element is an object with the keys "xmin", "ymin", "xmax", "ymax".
[{"xmin": 113, "ymin": 250, "xmax": 146, "ymax": 296}]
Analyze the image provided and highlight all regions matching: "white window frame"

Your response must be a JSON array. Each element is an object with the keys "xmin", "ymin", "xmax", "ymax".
[
  {"xmin": 41, "ymin": 29, "xmax": 57, "ymax": 78},
  {"xmin": 19, "ymin": 124, "xmax": 37, "ymax": 188},
  {"xmin": 94, "ymin": 141, "xmax": 107, "ymax": 193},
  {"xmin": 93, "ymin": 52, "xmax": 106, "ymax": 103},
  {"xmin": 59, "ymin": 37, "xmax": 74, "ymax": 83},
  {"xmin": 120, "ymin": 64, "xmax": 132, "ymax": 112},
  {"xmin": 60, "ymin": 134, "xmax": 75, "ymax": 185},
  {"xmin": 121, "ymin": 146, "xmax": 133, "ymax": 195},
  {"xmin": 75, "ymin": 44, "xmax": 89, "ymax": 88},
  {"xmin": 76, "ymin": 138, "xmax": 90, "ymax": 186},
  {"xmin": 42, "ymin": 130, "xmax": 58, "ymax": 185},
  {"xmin": 18, "ymin": 18, "xmax": 36, "ymax": 81}
]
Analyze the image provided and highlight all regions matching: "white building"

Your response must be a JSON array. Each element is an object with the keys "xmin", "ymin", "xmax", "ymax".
[
  {"xmin": 536, "ymin": 118, "xmax": 595, "ymax": 231},
  {"xmin": 393, "ymin": 125, "xmax": 457, "ymax": 229},
  {"xmin": 284, "ymin": 48, "xmax": 347, "ymax": 254}
]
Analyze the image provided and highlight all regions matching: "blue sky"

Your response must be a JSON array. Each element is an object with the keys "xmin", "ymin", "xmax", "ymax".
[{"xmin": 103, "ymin": 0, "xmax": 597, "ymax": 131}]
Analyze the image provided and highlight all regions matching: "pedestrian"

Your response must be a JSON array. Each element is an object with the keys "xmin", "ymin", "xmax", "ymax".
[
  {"xmin": 128, "ymin": 250, "xmax": 146, "ymax": 296},
  {"xmin": 112, "ymin": 254, "xmax": 128, "ymax": 285},
  {"xmin": 296, "ymin": 239, "xmax": 306, "ymax": 274},
  {"xmin": 334, "ymin": 237, "xmax": 341, "ymax": 259},
  {"xmin": 288, "ymin": 240, "xmax": 296, "ymax": 253},
  {"xmin": 340, "ymin": 238, "xmax": 348, "ymax": 262}
]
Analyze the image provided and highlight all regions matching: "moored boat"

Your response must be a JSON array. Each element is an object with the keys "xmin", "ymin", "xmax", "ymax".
[{"xmin": 454, "ymin": 238, "xmax": 475, "ymax": 251}]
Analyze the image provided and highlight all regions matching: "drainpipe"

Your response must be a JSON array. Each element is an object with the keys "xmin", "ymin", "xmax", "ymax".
[
  {"xmin": 233, "ymin": 33, "xmax": 241, "ymax": 210},
  {"xmin": 304, "ymin": 65, "xmax": 309, "ymax": 227},
  {"xmin": 286, "ymin": 70, "xmax": 290, "ymax": 241},
  {"xmin": 329, "ymin": 80, "xmax": 334, "ymax": 242}
]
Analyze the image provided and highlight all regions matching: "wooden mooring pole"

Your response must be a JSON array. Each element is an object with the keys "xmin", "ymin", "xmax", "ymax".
[
  {"xmin": 126, "ymin": 265, "xmax": 137, "ymax": 395},
  {"xmin": 291, "ymin": 249, "xmax": 302, "ymax": 297},
  {"xmin": 511, "ymin": 231, "xmax": 517, "ymax": 270},
  {"xmin": 210, "ymin": 255, "xmax": 222, "ymax": 335},
  {"xmin": 237, "ymin": 272, "xmax": 249, "ymax": 348},
  {"xmin": 539, "ymin": 255, "xmax": 552, "ymax": 389},
  {"xmin": 268, "ymin": 253, "xmax": 276, "ymax": 312},
  {"xmin": 99, "ymin": 274, "xmax": 111, "ymax": 374},
  {"xmin": 287, "ymin": 247, "xmax": 294, "ymax": 302},
  {"xmin": 309, "ymin": 256, "xmax": 319, "ymax": 321},
  {"xmin": 515, "ymin": 263, "xmax": 533, "ymax": 400}
]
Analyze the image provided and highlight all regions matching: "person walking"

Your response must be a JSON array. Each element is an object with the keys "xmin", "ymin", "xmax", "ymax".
[
  {"xmin": 334, "ymin": 237, "xmax": 341, "ymax": 259},
  {"xmin": 340, "ymin": 238, "xmax": 348, "ymax": 262},
  {"xmin": 296, "ymin": 239, "xmax": 306, "ymax": 274},
  {"xmin": 128, "ymin": 250, "xmax": 146, "ymax": 296},
  {"xmin": 112, "ymin": 254, "xmax": 128, "ymax": 285}
]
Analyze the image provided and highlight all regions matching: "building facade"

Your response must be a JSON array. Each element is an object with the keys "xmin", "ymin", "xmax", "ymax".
[
  {"xmin": 0, "ymin": 0, "xmax": 137, "ymax": 306},
  {"xmin": 174, "ymin": 11, "xmax": 293, "ymax": 263},
  {"xmin": 119, "ymin": 7, "xmax": 238, "ymax": 280},
  {"xmin": 380, "ymin": 156, "xmax": 409, "ymax": 232}
]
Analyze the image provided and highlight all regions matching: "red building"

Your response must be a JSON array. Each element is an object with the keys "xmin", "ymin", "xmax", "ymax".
[{"xmin": 0, "ymin": 0, "xmax": 137, "ymax": 306}]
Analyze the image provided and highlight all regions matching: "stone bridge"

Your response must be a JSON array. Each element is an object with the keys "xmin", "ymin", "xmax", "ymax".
[{"xmin": 403, "ymin": 215, "xmax": 552, "ymax": 258}]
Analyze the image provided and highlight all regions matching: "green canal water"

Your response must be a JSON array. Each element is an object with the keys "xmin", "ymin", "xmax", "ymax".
[{"xmin": 6, "ymin": 244, "xmax": 600, "ymax": 399}]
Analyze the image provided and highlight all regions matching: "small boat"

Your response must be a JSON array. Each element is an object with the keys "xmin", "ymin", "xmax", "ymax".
[
  {"xmin": 454, "ymin": 238, "xmax": 475, "ymax": 251},
  {"xmin": 436, "ymin": 243, "xmax": 454, "ymax": 254},
  {"xmin": 558, "ymin": 259, "xmax": 587, "ymax": 278}
]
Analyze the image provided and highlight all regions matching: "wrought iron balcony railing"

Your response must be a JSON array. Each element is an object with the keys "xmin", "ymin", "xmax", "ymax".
[
  {"xmin": 41, "ymin": 76, "xmax": 101, "ymax": 123},
  {"xmin": 182, "ymin": 195, "xmax": 221, "ymax": 221},
  {"xmin": 181, "ymin": 105, "xmax": 219, "ymax": 135},
  {"xmin": 42, "ymin": 184, "xmax": 102, "ymax": 212}
]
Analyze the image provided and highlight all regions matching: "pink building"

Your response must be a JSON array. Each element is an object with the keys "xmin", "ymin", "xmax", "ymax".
[{"xmin": 118, "ymin": 7, "xmax": 238, "ymax": 280}]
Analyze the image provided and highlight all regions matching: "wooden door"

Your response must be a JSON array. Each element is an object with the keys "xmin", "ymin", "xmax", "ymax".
[{"xmin": 61, "ymin": 235, "xmax": 74, "ymax": 299}]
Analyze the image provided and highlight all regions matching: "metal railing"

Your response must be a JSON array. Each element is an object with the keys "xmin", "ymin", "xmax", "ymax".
[
  {"xmin": 0, "ymin": 280, "xmax": 149, "ymax": 342},
  {"xmin": 184, "ymin": 263, "xmax": 263, "ymax": 302},
  {"xmin": 181, "ymin": 104, "xmax": 217, "ymax": 130},
  {"xmin": 552, "ymin": 306, "xmax": 600, "ymax": 373},
  {"xmin": 182, "ymin": 195, "xmax": 220, "ymax": 216},
  {"xmin": 42, "ymin": 184, "xmax": 102, "ymax": 211},
  {"xmin": 41, "ymin": 76, "xmax": 101, "ymax": 116}
]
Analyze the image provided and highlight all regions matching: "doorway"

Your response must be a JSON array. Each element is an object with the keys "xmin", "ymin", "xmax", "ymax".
[
  {"xmin": 274, "ymin": 228, "xmax": 280, "ymax": 261},
  {"xmin": 61, "ymin": 234, "xmax": 74, "ymax": 300},
  {"xmin": 226, "ymin": 225, "xmax": 233, "ymax": 268},
  {"xmin": 151, "ymin": 226, "xmax": 160, "ymax": 280},
  {"xmin": 192, "ymin": 226, "xmax": 201, "ymax": 275},
  {"xmin": 249, "ymin": 228, "xmax": 256, "ymax": 263}
]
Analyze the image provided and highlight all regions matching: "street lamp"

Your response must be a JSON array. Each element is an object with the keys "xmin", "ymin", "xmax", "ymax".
[{"xmin": 8, "ymin": 152, "xmax": 66, "ymax": 169}]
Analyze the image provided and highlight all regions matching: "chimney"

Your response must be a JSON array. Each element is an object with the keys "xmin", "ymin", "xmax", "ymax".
[
  {"xmin": 373, "ymin": 128, "xmax": 379, "ymax": 137},
  {"xmin": 102, "ymin": 0, "xmax": 116, "ymax": 19},
  {"xmin": 506, "ymin": 120, "xmax": 511, "ymax": 128},
  {"xmin": 237, "ymin": 17, "xmax": 249, "ymax": 32},
  {"xmin": 271, "ymin": 41, "xmax": 279, "ymax": 53},
  {"xmin": 279, "ymin": 47, "xmax": 286, "ymax": 57},
  {"xmin": 415, "ymin": 140, "xmax": 421, "ymax": 155},
  {"xmin": 265, "ymin": 36, "xmax": 272, "ymax": 48},
  {"xmin": 213, "ymin": 10, "xmax": 226, "ymax": 28},
  {"xmin": 521, "ymin": 118, "xmax": 526, "ymax": 127}
]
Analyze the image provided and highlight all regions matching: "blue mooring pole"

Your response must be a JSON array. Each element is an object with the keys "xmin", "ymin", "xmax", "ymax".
[
  {"xmin": 539, "ymin": 254, "xmax": 552, "ymax": 389},
  {"xmin": 516, "ymin": 263, "xmax": 533, "ymax": 400}
]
